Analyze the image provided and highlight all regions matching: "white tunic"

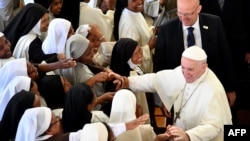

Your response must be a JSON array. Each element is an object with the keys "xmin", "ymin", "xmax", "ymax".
[
  {"xmin": 92, "ymin": 41, "xmax": 115, "ymax": 68},
  {"xmin": 119, "ymin": 8, "xmax": 153, "ymax": 73},
  {"xmin": 79, "ymin": 2, "xmax": 114, "ymax": 41},
  {"xmin": 128, "ymin": 66, "xmax": 232, "ymax": 141}
]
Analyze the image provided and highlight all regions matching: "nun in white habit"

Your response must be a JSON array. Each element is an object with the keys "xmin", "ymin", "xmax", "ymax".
[
  {"xmin": 75, "ymin": 24, "xmax": 115, "ymax": 68},
  {"xmin": 15, "ymin": 107, "xmax": 135, "ymax": 141},
  {"xmin": 109, "ymin": 89, "xmax": 156, "ymax": 141},
  {"xmin": 78, "ymin": 0, "xmax": 115, "ymax": 41},
  {"xmin": 0, "ymin": 76, "xmax": 31, "ymax": 121},
  {"xmin": 0, "ymin": 58, "xmax": 28, "ymax": 92},
  {"xmin": 42, "ymin": 18, "xmax": 72, "ymax": 54},
  {"xmin": 15, "ymin": 107, "xmax": 84, "ymax": 141},
  {"xmin": 15, "ymin": 107, "xmax": 54, "ymax": 141},
  {"xmin": 80, "ymin": 122, "xmax": 109, "ymax": 141},
  {"xmin": 13, "ymin": 13, "xmax": 47, "ymax": 63},
  {"xmin": 114, "ymin": 0, "xmax": 156, "ymax": 73},
  {"xmin": 60, "ymin": 34, "xmax": 105, "ymax": 98},
  {"xmin": 0, "ymin": 58, "xmax": 48, "ymax": 108}
]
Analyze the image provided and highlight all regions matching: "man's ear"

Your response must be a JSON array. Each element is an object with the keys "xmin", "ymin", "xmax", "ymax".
[{"xmin": 202, "ymin": 62, "xmax": 208, "ymax": 70}]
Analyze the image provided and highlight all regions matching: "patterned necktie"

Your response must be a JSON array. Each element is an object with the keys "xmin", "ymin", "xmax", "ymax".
[{"xmin": 187, "ymin": 27, "xmax": 195, "ymax": 47}]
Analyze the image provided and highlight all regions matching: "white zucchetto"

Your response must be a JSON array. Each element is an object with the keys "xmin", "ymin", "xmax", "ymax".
[{"xmin": 182, "ymin": 46, "xmax": 207, "ymax": 61}]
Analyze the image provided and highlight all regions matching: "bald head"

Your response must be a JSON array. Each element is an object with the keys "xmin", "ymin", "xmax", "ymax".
[{"xmin": 177, "ymin": 0, "xmax": 200, "ymax": 5}]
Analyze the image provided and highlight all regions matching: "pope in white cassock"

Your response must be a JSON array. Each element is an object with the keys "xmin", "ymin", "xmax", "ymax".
[{"xmin": 113, "ymin": 46, "xmax": 232, "ymax": 141}]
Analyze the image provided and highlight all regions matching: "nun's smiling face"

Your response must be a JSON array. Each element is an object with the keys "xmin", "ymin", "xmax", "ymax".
[
  {"xmin": 45, "ymin": 113, "xmax": 63, "ymax": 135},
  {"xmin": 77, "ymin": 43, "xmax": 96, "ymax": 64},
  {"xmin": 87, "ymin": 34, "xmax": 101, "ymax": 50},
  {"xmin": 40, "ymin": 13, "xmax": 50, "ymax": 32},
  {"xmin": 0, "ymin": 36, "xmax": 12, "ymax": 58},
  {"xmin": 50, "ymin": 0, "xmax": 63, "ymax": 15},
  {"xmin": 131, "ymin": 46, "xmax": 142, "ymax": 65},
  {"xmin": 127, "ymin": 0, "xmax": 144, "ymax": 12}
]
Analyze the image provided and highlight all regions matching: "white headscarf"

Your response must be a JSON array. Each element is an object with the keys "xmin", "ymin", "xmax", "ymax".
[
  {"xmin": 0, "ymin": 58, "xmax": 28, "ymax": 92},
  {"xmin": 80, "ymin": 122, "xmax": 108, "ymax": 141},
  {"xmin": 75, "ymin": 24, "xmax": 90, "ymax": 37},
  {"xmin": 15, "ymin": 107, "xmax": 52, "ymax": 141},
  {"xmin": 0, "ymin": 76, "xmax": 31, "ymax": 121},
  {"xmin": 109, "ymin": 89, "xmax": 143, "ymax": 141},
  {"xmin": 42, "ymin": 18, "xmax": 71, "ymax": 54},
  {"xmin": 109, "ymin": 89, "xmax": 137, "ymax": 123}
]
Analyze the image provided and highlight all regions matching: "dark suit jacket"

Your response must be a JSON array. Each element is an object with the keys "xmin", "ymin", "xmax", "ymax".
[
  {"xmin": 200, "ymin": 0, "xmax": 222, "ymax": 17},
  {"xmin": 200, "ymin": 0, "xmax": 250, "ymax": 78},
  {"xmin": 153, "ymin": 13, "xmax": 235, "ymax": 92}
]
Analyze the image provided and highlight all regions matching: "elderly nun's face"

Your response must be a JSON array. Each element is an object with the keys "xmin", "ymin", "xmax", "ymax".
[
  {"xmin": 131, "ymin": 46, "xmax": 142, "ymax": 65},
  {"xmin": 87, "ymin": 33, "xmax": 101, "ymax": 51},
  {"xmin": 77, "ymin": 43, "xmax": 96, "ymax": 64}
]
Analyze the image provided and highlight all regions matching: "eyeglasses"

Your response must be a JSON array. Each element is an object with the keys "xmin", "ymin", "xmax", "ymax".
[
  {"xmin": 49, "ymin": 116, "xmax": 61, "ymax": 128},
  {"xmin": 176, "ymin": 5, "xmax": 199, "ymax": 17}
]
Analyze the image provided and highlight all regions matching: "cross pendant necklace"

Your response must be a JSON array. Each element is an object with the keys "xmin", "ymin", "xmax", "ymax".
[
  {"xmin": 173, "ymin": 71, "xmax": 208, "ymax": 124},
  {"xmin": 174, "ymin": 81, "xmax": 204, "ymax": 123},
  {"xmin": 174, "ymin": 110, "xmax": 181, "ymax": 123},
  {"xmin": 173, "ymin": 85, "xmax": 186, "ymax": 123}
]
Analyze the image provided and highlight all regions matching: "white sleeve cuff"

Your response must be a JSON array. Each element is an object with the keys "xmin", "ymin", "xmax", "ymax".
[{"xmin": 108, "ymin": 123, "xmax": 126, "ymax": 137}]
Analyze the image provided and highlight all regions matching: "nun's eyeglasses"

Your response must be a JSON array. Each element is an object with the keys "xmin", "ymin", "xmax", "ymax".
[{"xmin": 49, "ymin": 116, "xmax": 61, "ymax": 128}]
